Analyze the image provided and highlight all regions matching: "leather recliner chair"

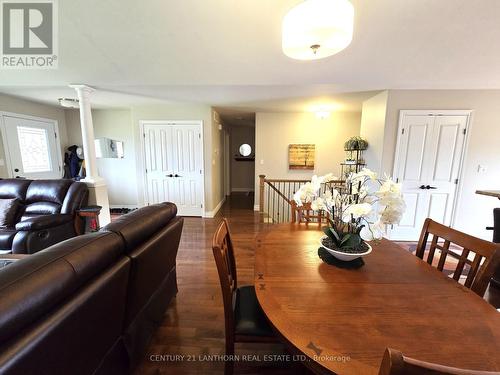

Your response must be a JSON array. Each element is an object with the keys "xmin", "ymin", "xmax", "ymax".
[{"xmin": 0, "ymin": 179, "xmax": 88, "ymax": 254}]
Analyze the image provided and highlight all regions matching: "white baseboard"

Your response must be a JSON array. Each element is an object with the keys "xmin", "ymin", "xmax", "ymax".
[
  {"xmin": 254, "ymin": 204, "xmax": 260, "ymax": 211},
  {"xmin": 204, "ymin": 197, "xmax": 226, "ymax": 218}
]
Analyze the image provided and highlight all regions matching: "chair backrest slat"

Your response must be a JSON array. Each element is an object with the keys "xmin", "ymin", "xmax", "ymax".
[
  {"xmin": 465, "ymin": 253, "xmax": 482, "ymax": 289},
  {"xmin": 416, "ymin": 218, "xmax": 500, "ymax": 297},
  {"xmin": 436, "ymin": 240, "xmax": 451, "ymax": 271},
  {"xmin": 452, "ymin": 248, "xmax": 470, "ymax": 281},
  {"xmin": 291, "ymin": 201, "xmax": 330, "ymax": 224},
  {"xmin": 426, "ymin": 235, "xmax": 439, "ymax": 264},
  {"xmin": 212, "ymin": 218, "xmax": 238, "ymax": 339}
]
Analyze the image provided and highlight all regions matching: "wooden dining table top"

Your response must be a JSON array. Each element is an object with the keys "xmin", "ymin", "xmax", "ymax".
[
  {"xmin": 476, "ymin": 190, "xmax": 500, "ymax": 199},
  {"xmin": 254, "ymin": 224, "xmax": 500, "ymax": 375}
]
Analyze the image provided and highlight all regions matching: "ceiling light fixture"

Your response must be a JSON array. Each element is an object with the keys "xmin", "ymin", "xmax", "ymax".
[
  {"xmin": 282, "ymin": 0, "xmax": 354, "ymax": 60},
  {"xmin": 58, "ymin": 98, "xmax": 80, "ymax": 108},
  {"xmin": 315, "ymin": 110, "xmax": 331, "ymax": 120}
]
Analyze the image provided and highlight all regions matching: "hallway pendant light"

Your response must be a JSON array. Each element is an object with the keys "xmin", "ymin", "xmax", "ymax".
[{"xmin": 282, "ymin": 0, "xmax": 354, "ymax": 60}]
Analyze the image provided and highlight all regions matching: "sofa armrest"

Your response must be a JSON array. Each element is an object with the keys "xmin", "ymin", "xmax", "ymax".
[{"xmin": 15, "ymin": 214, "xmax": 74, "ymax": 231}]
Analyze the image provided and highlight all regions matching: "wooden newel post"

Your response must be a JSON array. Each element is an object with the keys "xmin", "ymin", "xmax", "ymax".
[{"xmin": 259, "ymin": 175, "xmax": 266, "ymax": 213}]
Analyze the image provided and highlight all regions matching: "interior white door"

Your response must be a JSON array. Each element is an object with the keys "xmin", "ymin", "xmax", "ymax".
[
  {"xmin": 2, "ymin": 114, "xmax": 61, "ymax": 179},
  {"xmin": 389, "ymin": 113, "xmax": 468, "ymax": 240},
  {"xmin": 143, "ymin": 122, "xmax": 204, "ymax": 216}
]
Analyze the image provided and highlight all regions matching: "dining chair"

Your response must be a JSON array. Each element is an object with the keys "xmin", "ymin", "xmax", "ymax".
[
  {"xmin": 379, "ymin": 347, "xmax": 500, "ymax": 375},
  {"xmin": 416, "ymin": 218, "xmax": 500, "ymax": 297},
  {"xmin": 291, "ymin": 201, "xmax": 330, "ymax": 224},
  {"xmin": 212, "ymin": 218, "xmax": 277, "ymax": 375}
]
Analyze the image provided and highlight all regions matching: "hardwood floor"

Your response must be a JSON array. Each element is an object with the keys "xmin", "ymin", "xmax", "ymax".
[{"xmin": 135, "ymin": 193, "xmax": 500, "ymax": 374}]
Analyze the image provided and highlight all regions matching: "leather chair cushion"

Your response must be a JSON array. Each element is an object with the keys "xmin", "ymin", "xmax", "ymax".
[
  {"xmin": 0, "ymin": 179, "xmax": 31, "ymax": 201},
  {"xmin": 0, "ymin": 229, "xmax": 18, "ymax": 250},
  {"xmin": 0, "ymin": 199, "xmax": 20, "ymax": 228},
  {"xmin": 102, "ymin": 203, "xmax": 177, "ymax": 253},
  {"xmin": 15, "ymin": 214, "xmax": 73, "ymax": 231},
  {"xmin": 0, "ymin": 232, "xmax": 124, "ymax": 344},
  {"xmin": 25, "ymin": 180, "xmax": 73, "ymax": 205},
  {"xmin": 234, "ymin": 286, "xmax": 274, "ymax": 337},
  {"xmin": 23, "ymin": 202, "xmax": 61, "ymax": 217},
  {"xmin": 61, "ymin": 182, "xmax": 88, "ymax": 214}
]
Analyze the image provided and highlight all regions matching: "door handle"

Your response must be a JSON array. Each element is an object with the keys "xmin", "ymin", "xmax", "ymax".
[
  {"xmin": 166, "ymin": 174, "xmax": 174, "ymax": 177},
  {"xmin": 174, "ymin": 174, "xmax": 182, "ymax": 178},
  {"xmin": 420, "ymin": 185, "xmax": 437, "ymax": 190}
]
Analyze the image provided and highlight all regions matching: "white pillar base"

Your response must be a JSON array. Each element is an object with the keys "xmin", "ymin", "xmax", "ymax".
[{"xmin": 84, "ymin": 180, "xmax": 111, "ymax": 226}]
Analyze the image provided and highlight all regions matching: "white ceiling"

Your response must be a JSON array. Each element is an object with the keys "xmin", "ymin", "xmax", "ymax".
[{"xmin": 1, "ymin": 0, "xmax": 500, "ymax": 111}]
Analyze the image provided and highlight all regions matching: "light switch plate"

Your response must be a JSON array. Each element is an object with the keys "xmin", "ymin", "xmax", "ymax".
[{"xmin": 477, "ymin": 165, "xmax": 488, "ymax": 173}]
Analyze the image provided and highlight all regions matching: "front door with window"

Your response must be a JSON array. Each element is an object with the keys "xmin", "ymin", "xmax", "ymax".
[
  {"xmin": 388, "ymin": 111, "xmax": 470, "ymax": 241},
  {"xmin": 2, "ymin": 114, "xmax": 62, "ymax": 179}
]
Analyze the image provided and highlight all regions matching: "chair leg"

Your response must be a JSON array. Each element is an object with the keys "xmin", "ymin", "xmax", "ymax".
[{"xmin": 224, "ymin": 338, "xmax": 235, "ymax": 375}]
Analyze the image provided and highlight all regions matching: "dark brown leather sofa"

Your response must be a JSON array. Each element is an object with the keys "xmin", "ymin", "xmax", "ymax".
[
  {"xmin": 0, "ymin": 179, "xmax": 88, "ymax": 254},
  {"xmin": 0, "ymin": 203, "xmax": 183, "ymax": 375}
]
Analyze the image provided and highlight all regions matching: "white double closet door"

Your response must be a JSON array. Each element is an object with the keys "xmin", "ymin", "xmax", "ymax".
[
  {"xmin": 143, "ymin": 122, "xmax": 204, "ymax": 217},
  {"xmin": 388, "ymin": 111, "xmax": 470, "ymax": 241}
]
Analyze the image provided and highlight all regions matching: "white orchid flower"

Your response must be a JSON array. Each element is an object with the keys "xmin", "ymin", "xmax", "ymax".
[
  {"xmin": 294, "ymin": 171, "xmax": 406, "ymax": 235},
  {"xmin": 311, "ymin": 198, "xmax": 325, "ymax": 211},
  {"xmin": 342, "ymin": 203, "xmax": 372, "ymax": 223},
  {"xmin": 360, "ymin": 220, "xmax": 385, "ymax": 241},
  {"xmin": 380, "ymin": 200, "xmax": 406, "ymax": 224},
  {"xmin": 350, "ymin": 168, "xmax": 377, "ymax": 182},
  {"xmin": 320, "ymin": 173, "xmax": 338, "ymax": 183},
  {"xmin": 377, "ymin": 177, "xmax": 402, "ymax": 196},
  {"xmin": 293, "ymin": 180, "xmax": 321, "ymax": 206}
]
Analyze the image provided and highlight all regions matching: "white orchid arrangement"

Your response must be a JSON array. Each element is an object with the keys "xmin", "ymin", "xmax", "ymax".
[{"xmin": 293, "ymin": 168, "xmax": 406, "ymax": 250}]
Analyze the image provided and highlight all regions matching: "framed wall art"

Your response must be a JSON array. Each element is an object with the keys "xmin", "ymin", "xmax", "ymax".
[{"xmin": 288, "ymin": 144, "xmax": 315, "ymax": 170}]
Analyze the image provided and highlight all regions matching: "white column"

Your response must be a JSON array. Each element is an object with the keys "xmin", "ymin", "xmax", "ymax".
[
  {"xmin": 70, "ymin": 85, "xmax": 101, "ymax": 183},
  {"xmin": 69, "ymin": 84, "xmax": 111, "ymax": 226}
]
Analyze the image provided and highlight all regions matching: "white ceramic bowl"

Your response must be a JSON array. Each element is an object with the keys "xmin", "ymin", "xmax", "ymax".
[{"xmin": 319, "ymin": 235, "xmax": 372, "ymax": 262}]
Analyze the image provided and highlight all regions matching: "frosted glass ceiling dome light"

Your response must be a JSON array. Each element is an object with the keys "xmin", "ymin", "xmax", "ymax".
[
  {"xmin": 58, "ymin": 98, "xmax": 80, "ymax": 108},
  {"xmin": 282, "ymin": 0, "xmax": 354, "ymax": 60}
]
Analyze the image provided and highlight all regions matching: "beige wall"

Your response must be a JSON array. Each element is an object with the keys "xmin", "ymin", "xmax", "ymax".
[
  {"xmin": 230, "ymin": 125, "xmax": 255, "ymax": 191},
  {"xmin": 211, "ymin": 109, "xmax": 225, "ymax": 212},
  {"xmin": 360, "ymin": 91, "xmax": 388, "ymax": 175},
  {"xmin": 65, "ymin": 108, "xmax": 138, "ymax": 207},
  {"xmin": 0, "ymin": 94, "xmax": 68, "ymax": 177},
  {"xmin": 255, "ymin": 111, "xmax": 362, "ymax": 207},
  {"xmin": 372, "ymin": 89, "xmax": 500, "ymax": 240},
  {"xmin": 64, "ymin": 109, "xmax": 82, "ymax": 146}
]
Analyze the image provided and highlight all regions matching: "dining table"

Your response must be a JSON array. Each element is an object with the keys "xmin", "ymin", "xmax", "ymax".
[{"xmin": 254, "ymin": 223, "xmax": 500, "ymax": 375}]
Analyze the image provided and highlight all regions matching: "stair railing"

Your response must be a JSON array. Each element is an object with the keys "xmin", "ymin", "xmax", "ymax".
[{"xmin": 258, "ymin": 175, "xmax": 344, "ymax": 223}]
